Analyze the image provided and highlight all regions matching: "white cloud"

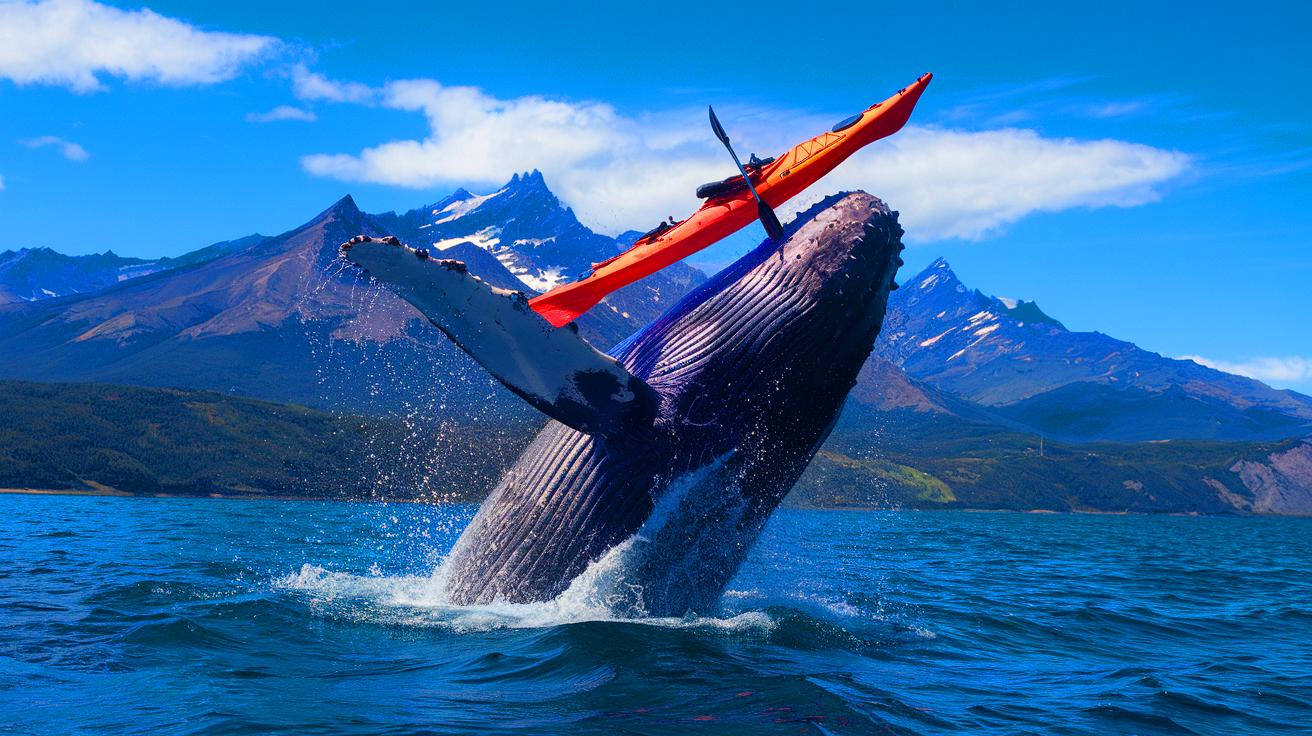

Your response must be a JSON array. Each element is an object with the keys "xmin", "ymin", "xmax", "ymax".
[
  {"xmin": 246, "ymin": 105, "xmax": 317, "ymax": 123},
  {"xmin": 803, "ymin": 126, "xmax": 1192, "ymax": 240},
  {"xmin": 1182, "ymin": 355, "xmax": 1312, "ymax": 389},
  {"xmin": 20, "ymin": 135, "xmax": 89, "ymax": 161},
  {"xmin": 0, "ymin": 0, "xmax": 278, "ymax": 92},
  {"xmin": 291, "ymin": 64, "xmax": 376, "ymax": 104},
  {"xmin": 298, "ymin": 73, "xmax": 1191, "ymax": 240}
]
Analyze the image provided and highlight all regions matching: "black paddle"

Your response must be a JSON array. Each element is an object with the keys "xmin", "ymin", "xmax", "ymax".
[{"xmin": 708, "ymin": 106, "xmax": 786, "ymax": 242}]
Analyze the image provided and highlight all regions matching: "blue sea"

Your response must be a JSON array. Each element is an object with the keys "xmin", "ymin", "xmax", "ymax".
[{"xmin": 1, "ymin": 495, "xmax": 1308, "ymax": 735}]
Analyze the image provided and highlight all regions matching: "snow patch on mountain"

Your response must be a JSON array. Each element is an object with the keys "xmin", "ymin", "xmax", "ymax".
[
  {"xmin": 433, "ymin": 187, "xmax": 507, "ymax": 225},
  {"xmin": 432, "ymin": 226, "xmax": 502, "ymax": 252},
  {"xmin": 919, "ymin": 328, "xmax": 953, "ymax": 347}
]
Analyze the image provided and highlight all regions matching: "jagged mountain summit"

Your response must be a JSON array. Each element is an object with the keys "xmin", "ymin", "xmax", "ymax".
[
  {"xmin": 875, "ymin": 258, "xmax": 1312, "ymax": 441},
  {"xmin": 376, "ymin": 170, "xmax": 703, "ymax": 332},
  {"xmin": 0, "ymin": 248, "xmax": 161, "ymax": 303}
]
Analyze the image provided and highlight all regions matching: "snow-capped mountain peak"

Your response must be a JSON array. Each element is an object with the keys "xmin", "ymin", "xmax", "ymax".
[
  {"xmin": 387, "ymin": 171, "xmax": 621, "ymax": 294},
  {"xmin": 915, "ymin": 257, "xmax": 967, "ymax": 294},
  {"xmin": 364, "ymin": 172, "xmax": 704, "ymax": 337}
]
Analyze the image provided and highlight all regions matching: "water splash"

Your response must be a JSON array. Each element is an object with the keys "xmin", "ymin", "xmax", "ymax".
[
  {"xmin": 277, "ymin": 562, "xmax": 774, "ymax": 634},
  {"xmin": 276, "ymin": 454, "xmax": 786, "ymax": 631},
  {"xmin": 293, "ymin": 254, "xmax": 529, "ymax": 505}
]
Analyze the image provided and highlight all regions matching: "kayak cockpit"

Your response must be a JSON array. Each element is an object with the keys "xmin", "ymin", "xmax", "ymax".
[
  {"xmin": 695, "ymin": 154, "xmax": 775, "ymax": 199},
  {"xmin": 630, "ymin": 216, "xmax": 681, "ymax": 247}
]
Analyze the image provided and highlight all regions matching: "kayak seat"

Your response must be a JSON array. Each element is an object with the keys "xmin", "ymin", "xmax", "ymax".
[
  {"xmin": 696, "ymin": 176, "xmax": 747, "ymax": 200},
  {"xmin": 635, "ymin": 219, "xmax": 676, "ymax": 243},
  {"xmin": 695, "ymin": 155, "xmax": 776, "ymax": 199}
]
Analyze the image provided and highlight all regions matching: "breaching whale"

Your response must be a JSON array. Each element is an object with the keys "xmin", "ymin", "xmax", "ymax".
[{"xmin": 341, "ymin": 191, "xmax": 904, "ymax": 615}]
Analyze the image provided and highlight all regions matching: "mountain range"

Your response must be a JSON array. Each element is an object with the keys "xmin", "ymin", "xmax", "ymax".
[
  {"xmin": 0, "ymin": 236, "xmax": 262, "ymax": 304},
  {"xmin": 871, "ymin": 258, "xmax": 1312, "ymax": 441},
  {"xmin": 0, "ymin": 172, "xmax": 700, "ymax": 416},
  {"xmin": 1, "ymin": 173, "xmax": 1308, "ymax": 512}
]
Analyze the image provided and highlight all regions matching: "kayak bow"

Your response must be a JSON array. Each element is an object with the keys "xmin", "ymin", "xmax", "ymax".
[{"xmin": 529, "ymin": 72, "xmax": 932, "ymax": 328}]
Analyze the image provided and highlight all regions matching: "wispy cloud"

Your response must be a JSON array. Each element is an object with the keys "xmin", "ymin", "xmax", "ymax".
[
  {"xmin": 0, "ymin": 174, "xmax": 5, "ymax": 191},
  {"xmin": 1083, "ymin": 100, "xmax": 1150, "ymax": 119},
  {"xmin": 1182, "ymin": 355, "xmax": 1312, "ymax": 389},
  {"xmin": 291, "ymin": 64, "xmax": 377, "ymax": 104},
  {"xmin": 937, "ymin": 76, "xmax": 1179, "ymax": 128},
  {"xmin": 246, "ymin": 105, "xmax": 317, "ymax": 123},
  {"xmin": 0, "ymin": 0, "xmax": 279, "ymax": 93},
  {"xmin": 1208, "ymin": 147, "xmax": 1312, "ymax": 180},
  {"xmin": 297, "ymin": 73, "xmax": 1191, "ymax": 240},
  {"xmin": 20, "ymin": 135, "xmax": 89, "ymax": 161}
]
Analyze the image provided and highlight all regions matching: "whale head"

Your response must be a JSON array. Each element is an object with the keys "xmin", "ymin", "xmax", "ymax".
[{"xmin": 616, "ymin": 192, "xmax": 904, "ymax": 474}]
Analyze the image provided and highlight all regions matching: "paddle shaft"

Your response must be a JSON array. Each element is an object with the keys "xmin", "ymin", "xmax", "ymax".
[{"xmin": 709, "ymin": 106, "xmax": 785, "ymax": 241}]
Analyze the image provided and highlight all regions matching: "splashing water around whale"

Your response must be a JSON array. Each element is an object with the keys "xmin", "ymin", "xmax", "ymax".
[{"xmin": 280, "ymin": 455, "xmax": 758, "ymax": 629}]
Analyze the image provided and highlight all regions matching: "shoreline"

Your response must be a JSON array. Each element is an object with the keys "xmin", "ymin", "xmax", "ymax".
[
  {"xmin": 0, "ymin": 487, "xmax": 461, "ymax": 505},
  {"xmin": 4, "ymin": 486, "xmax": 1308, "ymax": 517}
]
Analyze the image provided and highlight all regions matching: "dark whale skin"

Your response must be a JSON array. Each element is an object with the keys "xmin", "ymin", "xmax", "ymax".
[{"xmin": 442, "ymin": 192, "xmax": 905, "ymax": 614}]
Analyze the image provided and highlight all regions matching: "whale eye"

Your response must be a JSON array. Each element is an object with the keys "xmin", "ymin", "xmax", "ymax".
[{"xmin": 832, "ymin": 113, "xmax": 863, "ymax": 132}]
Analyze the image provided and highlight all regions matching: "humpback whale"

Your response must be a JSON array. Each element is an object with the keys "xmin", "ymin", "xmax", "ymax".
[{"xmin": 342, "ymin": 191, "xmax": 904, "ymax": 615}]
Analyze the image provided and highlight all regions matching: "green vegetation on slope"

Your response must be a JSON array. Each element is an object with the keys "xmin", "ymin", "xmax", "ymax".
[
  {"xmin": 792, "ymin": 407, "xmax": 1302, "ymax": 514},
  {"xmin": 0, "ymin": 381, "xmax": 529, "ymax": 500},
  {"xmin": 0, "ymin": 381, "xmax": 1304, "ymax": 513}
]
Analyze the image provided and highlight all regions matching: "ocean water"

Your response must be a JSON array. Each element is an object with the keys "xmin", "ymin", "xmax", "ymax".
[{"xmin": 0, "ymin": 496, "xmax": 1308, "ymax": 735}]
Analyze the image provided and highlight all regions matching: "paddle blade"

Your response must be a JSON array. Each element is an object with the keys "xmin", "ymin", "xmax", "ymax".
[
  {"xmin": 708, "ymin": 105, "xmax": 730, "ymax": 147},
  {"xmin": 758, "ymin": 200, "xmax": 785, "ymax": 242}
]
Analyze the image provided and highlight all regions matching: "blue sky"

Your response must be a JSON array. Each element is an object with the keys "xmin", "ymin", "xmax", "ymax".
[{"xmin": 1, "ymin": 0, "xmax": 1309, "ymax": 390}]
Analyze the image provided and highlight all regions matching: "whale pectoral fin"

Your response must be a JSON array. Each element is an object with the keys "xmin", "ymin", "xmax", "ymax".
[{"xmin": 340, "ymin": 236, "xmax": 659, "ymax": 436}]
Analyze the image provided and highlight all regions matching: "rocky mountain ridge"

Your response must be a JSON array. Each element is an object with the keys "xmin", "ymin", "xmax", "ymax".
[
  {"xmin": 0, "ymin": 236, "xmax": 261, "ymax": 305},
  {"xmin": 873, "ymin": 258, "xmax": 1312, "ymax": 441}
]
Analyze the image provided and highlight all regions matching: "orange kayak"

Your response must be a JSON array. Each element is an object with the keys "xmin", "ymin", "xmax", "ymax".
[{"xmin": 529, "ymin": 72, "xmax": 933, "ymax": 327}]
